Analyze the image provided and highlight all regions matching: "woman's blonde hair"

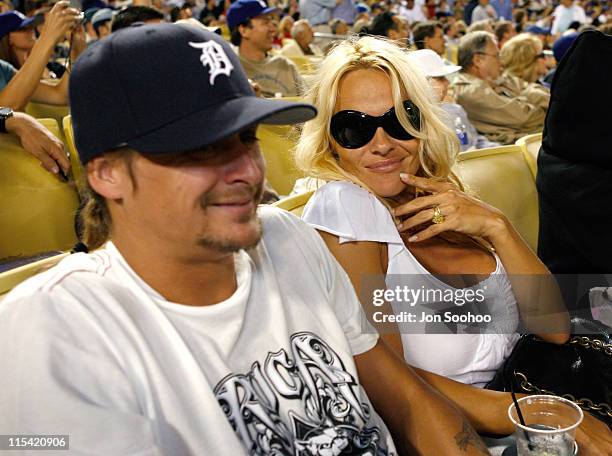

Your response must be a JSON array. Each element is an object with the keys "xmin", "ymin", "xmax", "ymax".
[
  {"xmin": 500, "ymin": 33, "xmax": 543, "ymax": 83},
  {"xmin": 294, "ymin": 35, "xmax": 461, "ymax": 197}
]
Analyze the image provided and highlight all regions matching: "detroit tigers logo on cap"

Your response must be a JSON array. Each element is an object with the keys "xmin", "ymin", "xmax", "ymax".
[{"xmin": 189, "ymin": 40, "xmax": 234, "ymax": 85}]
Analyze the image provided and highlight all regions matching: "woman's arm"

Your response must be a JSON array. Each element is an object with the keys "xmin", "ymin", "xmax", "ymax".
[
  {"xmin": 393, "ymin": 173, "xmax": 570, "ymax": 344},
  {"xmin": 0, "ymin": 2, "xmax": 80, "ymax": 110},
  {"xmin": 317, "ymin": 230, "xmax": 405, "ymax": 356}
]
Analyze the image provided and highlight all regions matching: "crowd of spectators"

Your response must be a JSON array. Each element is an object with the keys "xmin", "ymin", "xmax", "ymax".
[{"xmin": 0, "ymin": 0, "xmax": 609, "ymax": 184}]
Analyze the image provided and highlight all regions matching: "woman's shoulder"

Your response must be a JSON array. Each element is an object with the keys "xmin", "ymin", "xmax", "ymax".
[
  {"xmin": 312, "ymin": 180, "xmax": 371, "ymax": 197},
  {"xmin": 304, "ymin": 180, "xmax": 385, "ymax": 217},
  {"xmin": 302, "ymin": 181, "xmax": 401, "ymax": 244}
]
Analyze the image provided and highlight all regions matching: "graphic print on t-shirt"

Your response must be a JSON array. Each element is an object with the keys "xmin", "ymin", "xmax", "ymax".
[{"xmin": 214, "ymin": 332, "xmax": 388, "ymax": 455}]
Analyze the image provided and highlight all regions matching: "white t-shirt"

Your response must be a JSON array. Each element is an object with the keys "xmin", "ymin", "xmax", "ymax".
[
  {"xmin": 395, "ymin": 3, "xmax": 427, "ymax": 24},
  {"xmin": 0, "ymin": 206, "xmax": 397, "ymax": 455},
  {"xmin": 302, "ymin": 181, "xmax": 520, "ymax": 386},
  {"xmin": 551, "ymin": 4, "xmax": 587, "ymax": 35}
]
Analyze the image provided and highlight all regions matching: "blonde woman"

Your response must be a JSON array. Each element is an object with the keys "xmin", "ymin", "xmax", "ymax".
[
  {"xmin": 295, "ymin": 36, "xmax": 570, "ymax": 387},
  {"xmin": 500, "ymin": 32, "xmax": 549, "ymax": 83}
]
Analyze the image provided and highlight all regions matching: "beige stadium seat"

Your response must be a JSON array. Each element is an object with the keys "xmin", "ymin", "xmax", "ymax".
[
  {"xmin": 25, "ymin": 102, "xmax": 70, "ymax": 137},
  {"xmin": 277, "ymin": 96, "xmax": 303, "ymax": 103},
  {"xmin": 287, "ymin": 55, "xmax": 319, "ymax": 74},
  {"xmin": 62, "ymin": 115, "xmax": 85, "ymax": 191},
  {"xmin": 516, "ymin": 132, "xmax": 542, "ymax": 179},
  {"xmin": 272, "ymin": 190, "xmax": 314, "ymax": 217},
  {"xmin": 257, "ymin": 123, "xmax": 303, "ymax": 196},
  {"xmin": 456, "ymin": 145, "xmax": 539, "ymax": 251},
  {"xmin": 0, "ymin": 118, "xmax": 79, "ymax": 259},
  {"xmin": 0, "ymin": 253, "xmax": 68, "ymax": 301},
  {"xmin": 448, "ymin": 45, "xmax": 459, "ymax": 65}
]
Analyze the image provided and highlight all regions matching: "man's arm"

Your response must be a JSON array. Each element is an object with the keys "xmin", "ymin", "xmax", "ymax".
[
  {"xmin": 412, "ymin": 367, "xmax": 612, "ymax": 456},
  {"xmin": 454, "ymin": 80, "xmax": 547, "ymax": 132},
  {"xmin": 355, "ymin": 339, "xmax": 490, "ymax": 455},
  {"xmin": 5, "ymin": 111, "xmax": 70, "ymax": 176}
]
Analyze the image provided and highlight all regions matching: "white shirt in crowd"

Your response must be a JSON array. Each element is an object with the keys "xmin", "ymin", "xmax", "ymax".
[
  {"xmin": 471, "ymin": 4, "xmax": 498, "ymax": 23},
  {"xmin": 280, "ymin": 40, "xmax": 324, "ymax": 58},
  {"xmin": 551, "ymin": 2, "xmax": 587, "ymax": 35},
  {"xmin": 0, "ymin": 206, "xmax": 397, "ymax": 455},
  {"xmin": 395, "ymin": 1, "xmax": 427, "ymax": 23},
  {"xmin": 302, "ymin": 181, "xmax": 521, "ymax": 387}
]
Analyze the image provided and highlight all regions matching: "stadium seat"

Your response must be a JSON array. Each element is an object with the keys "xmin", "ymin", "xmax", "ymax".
[
  {"xmin": 0, "ymin": 253, "xmax": 69, "ymax": 302},
  {"xmin": 0, "ymin": 118, "xmax": 79, "ymax": 260},
  {"xmin": 286, "ymin": 55, "xmax": 319, "ymax": 74},
  {"xmin": 456, "ymin": 145, "xmax": 539, "ymax": 251},
  {"xmin": 516, "ymin": 132, "xmax": 542, "ymax": 179},
  {"xmin": 25, "ymin": 102, "xmax": 70, "ymax": 136},
  {"xmin": 257, "ymin": 123, "xmax": 303, "ymax": 196},
  {"xmin": 448, "ymin": 45, "xmax": 459, "ymax": 65},
  {"xmin": 272, "ymin": 190, "xmax": 314, "ymax": 217},
  {"xmin": 62, "ymin": 115, "xmax": 85, "ymax": 191}
]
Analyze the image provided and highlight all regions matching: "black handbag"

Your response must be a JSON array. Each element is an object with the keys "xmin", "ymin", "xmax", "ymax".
[{"xmin": 485, "ymin": 317, "xmax": 612, "ymax": 428}]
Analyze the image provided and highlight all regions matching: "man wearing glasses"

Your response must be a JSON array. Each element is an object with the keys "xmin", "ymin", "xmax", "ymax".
[{"xmin": 450, "ymin": 31, "xmax": 550, "ymax": 145}]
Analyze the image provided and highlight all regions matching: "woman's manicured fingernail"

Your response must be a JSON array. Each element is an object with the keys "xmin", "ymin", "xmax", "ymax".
[
  {"xmin": 408, "ymin": 235, "xmax": 418, "ymax": 242},
  {"xmin": 399, "ymin": 173, "xmax": 409, "ymax": 181},
  {"xmin": 52, "ymin": 165, "xmax": 59, "ymax": 174}
]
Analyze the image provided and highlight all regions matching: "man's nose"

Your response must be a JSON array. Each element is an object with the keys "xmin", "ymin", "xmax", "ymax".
[{"xmin": 224, "ymin": 140, "xmax": 264, "ymax": 185}]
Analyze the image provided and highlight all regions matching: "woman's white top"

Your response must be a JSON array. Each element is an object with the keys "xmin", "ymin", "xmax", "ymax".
[{"xmin": 302, "ymin": 181, "xmax": 520, "ymax": 386}]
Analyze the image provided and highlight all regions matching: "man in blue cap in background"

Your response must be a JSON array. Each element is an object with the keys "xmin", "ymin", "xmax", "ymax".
[{"xmin": 228, "ymin": 0, "xmax": 305, "ymax": 97}]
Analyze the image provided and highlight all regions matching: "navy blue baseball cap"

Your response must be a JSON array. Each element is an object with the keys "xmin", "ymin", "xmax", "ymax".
[
  {"xmin": 0, "ymin": 11, "xmax": 42, "ymax": 39},
  {"xmin": 227, "ymin": 0, "xmax": 278, "ymax": 28},
  {"xmin": 552, "ymin": 32, "xmax": 578, "ymax": 62},
  {"xmin": 69, "ymin": 23, "xmax": 316, "ymax": 165},
  {"xmin": 525, "ymin": 25, "xmax": 551, "ymax": 36}
]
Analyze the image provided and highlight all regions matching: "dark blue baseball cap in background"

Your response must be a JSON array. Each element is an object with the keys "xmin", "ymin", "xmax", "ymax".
[
  {"xmin": 227, "ymin": 0, "xmax": 278, "ymax": 29},
  {"xmin": 0, "ymin": 11, "xmax": 43, "ymax": 39},
  {"xmin": 69, "ymin": 23, "xmax": 316, "ymax": 165}
]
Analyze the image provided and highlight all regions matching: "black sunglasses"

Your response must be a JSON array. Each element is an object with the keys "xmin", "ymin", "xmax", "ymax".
[{"xmin": 330, "ymin": 101, "xmax": 421, "ymax": 149}]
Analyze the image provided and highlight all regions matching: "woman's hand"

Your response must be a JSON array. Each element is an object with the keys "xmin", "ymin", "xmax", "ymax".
[
  {"xmin": 393, "ymin": 173, "xmax": 509, "ymax": 243},
  {"xmin": 38, "ymin": 1, "xmax": 81, "ymax": 47}
]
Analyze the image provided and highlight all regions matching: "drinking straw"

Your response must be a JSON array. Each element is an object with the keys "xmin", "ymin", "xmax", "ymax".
[{"xmin": 510, "ymin": 371, "xmax": 534, "ymax": 451}]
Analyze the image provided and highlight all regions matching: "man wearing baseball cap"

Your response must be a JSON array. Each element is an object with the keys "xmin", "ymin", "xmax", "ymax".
[
  {"xmin": 408, "ymin": 48, "xmax": 499, "ymax": 151},
  {"xmin": 0, "ymin": 23, "xmax": 490, "ymax": 455},
  {"xmin": 91, "ymin": 7, "xmax": 114, "ymax": 39},
  {"xmin": 228, "ymin": 0, "xmax": 305, "ymax": 97}
]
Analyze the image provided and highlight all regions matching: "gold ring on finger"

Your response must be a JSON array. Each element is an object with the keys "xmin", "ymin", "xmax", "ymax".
[{"xmin": 432, "ymin": 206, "xmax": 445, "ymax": 224}]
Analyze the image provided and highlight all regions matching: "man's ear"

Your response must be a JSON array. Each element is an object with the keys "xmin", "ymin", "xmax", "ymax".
[
  {"xmin": 239, "ymin": 23, "xmax": 250, "ymax": 40},
  {"xmin": 472, "ymin": 54, "xmax": 483, "ymax": 71},
  {"xmin": 86, "ymin": 154, "xmax": 131, "ymax": 200}
]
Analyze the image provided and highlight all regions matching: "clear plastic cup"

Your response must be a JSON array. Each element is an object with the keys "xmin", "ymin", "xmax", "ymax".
[{"xmin": 508, "ymin": 395, "xmax": 583, "ymax": 456}]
